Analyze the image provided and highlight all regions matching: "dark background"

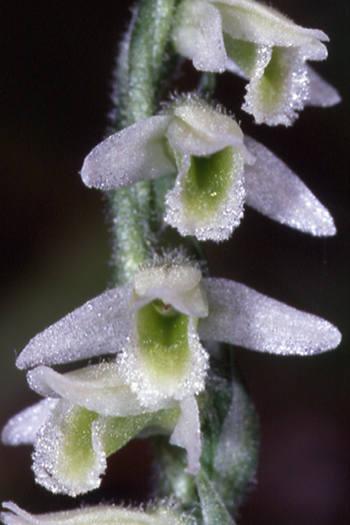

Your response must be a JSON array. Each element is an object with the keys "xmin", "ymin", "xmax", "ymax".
[{"xmin": 0, "ymin": 1, "xmax": 349, "ymax": 524}]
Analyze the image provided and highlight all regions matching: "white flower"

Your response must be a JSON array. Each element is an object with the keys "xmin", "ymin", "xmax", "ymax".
[
  {"xmin": 4, "ymin": 259, "xmax": 340, "ymax": 495},
  {"xmin": 82, "ymin": 97, "xmax": 252, "ymax": 241},
  {"xmin": 1, "ymin": 390, "xmax": 186, "ymax": 496},
  {"xmin": 1, "ymin": 501, "xmax": 192, "ymax": 525},
  {"xmin": 172, "ymin": 0, "xmax": 340, "ymax": 125},
  {"xmin": 4, "ymin": 260, "xmax": 209, "ymax": 494},
  {"xmin": 81, "ymin": 98, "xmax": 336, "ymax": 240}
]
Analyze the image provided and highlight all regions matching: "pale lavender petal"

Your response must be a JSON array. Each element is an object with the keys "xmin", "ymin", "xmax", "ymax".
[{"xmin": 199, "ymin": 278, "xmax": 341, "ymax": 355}]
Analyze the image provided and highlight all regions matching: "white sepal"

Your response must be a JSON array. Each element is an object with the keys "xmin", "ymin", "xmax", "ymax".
[
  {"xmin": 16, "ymin": 286, "xmax": 133, "ymax": 370},
  {"xmin": 1, "ymin": 399, "xmax": 58, "ymax": 446},
  {"xmin": 81, "ymin": 116, "xmax": 175, "ymax": 190},
  {"xmin": 305, "ymin": 65, "xmax": 341, "ymax": 107},
  {"xmin": 244, "ymin": 136, "xmax": 336, "ymax": 236},
  {"xmin": 199, "ymin": 278, "xmax": 341, "ymax": 355}
]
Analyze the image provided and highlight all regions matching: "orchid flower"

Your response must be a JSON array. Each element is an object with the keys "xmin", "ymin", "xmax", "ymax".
[
  {"xmin": 171, "ymin": 0, "xmax": 340, "ymax": 125},
  {"xmin": 3, "ymin": 258, "xmax": 340, "ymax": 496},
  {"xmin": 1, "ymin": 501, "xmax": 192, "ymax": 525},
  {"xmin": 81, "ymin": 97, "xmax": 336, "ymax": 241}
]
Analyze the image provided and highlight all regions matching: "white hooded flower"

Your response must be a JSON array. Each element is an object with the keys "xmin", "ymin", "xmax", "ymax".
[
  {"xmin": 4, "ymin": 259, "xmax": 340, "ymax": 495},
  {"xmin": 172, "ymin": 0, "xmax": 340, "ymax": 125},
  {"xmin": 81, "ymin": 98, "xmax": 336, "ymax": 240},
  {"xmin": 82, "ymin": 97, "xmax": 252, "ymax": 241},
  {"xmin": 1, "ymin": 501, "xmax": 192, "ymax": 525}
]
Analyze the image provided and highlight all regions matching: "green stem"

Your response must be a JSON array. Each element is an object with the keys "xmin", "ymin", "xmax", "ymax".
[{"xmin": 108, "ymin": 0, "xmax": 178, "ymax": 285}]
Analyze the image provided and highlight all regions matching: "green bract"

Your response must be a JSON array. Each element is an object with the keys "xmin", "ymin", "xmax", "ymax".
[{"xmin": 172, "ymin": 0, "xmax": 340, "ymax": 124}]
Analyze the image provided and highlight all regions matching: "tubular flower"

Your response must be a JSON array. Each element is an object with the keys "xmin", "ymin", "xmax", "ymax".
[
  {"xmin": 81, "ymin": 97, "xmax": 336, "ymax": 241},
  {"xmin": 171, "ymin": 0, "xmax": 340, "ymax": 125},
  {"xmin": 1, "ymin": 501, "xmax": 193, "ymax": 525},
  {"xmin": 3, "ymin": 258, "xmax": 341, "ymax": 496}
]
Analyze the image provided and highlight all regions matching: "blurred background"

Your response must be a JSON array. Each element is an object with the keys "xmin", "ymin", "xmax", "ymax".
[{"xmin": 0, "ymin": 1, "xmax": 349, "ymax": 523}]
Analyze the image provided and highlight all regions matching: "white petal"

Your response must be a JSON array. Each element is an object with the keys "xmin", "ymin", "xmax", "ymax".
[
  {"xmin": 215, "ymin": 0, "xmax": 328, "ymax": 59},
  {"xmin": 169, "ymin": 395, "xmax": 202, "ymax": 474},
  {"xmin": 199, "ymin": 278, "xmax": 341, "ymax": 355},
  {"xmin": 244, "ymin": 136, "xmax": 336, "ymax": 236},
  {"xmin": 305, "ymin": 65, "xmax": 341, "ymax": 107},
  {"xmin": 16, "ymin": 286, "xmax": 133, "ymax": 370},
  {"xmin": 172, "ymin": 1, "xmax": 227, "ymax": 72},
  {"xmin": 132, "ymin": 264, "xmax": 209, "ymax": 317},
  {"xmin": 167, "ymin": 104, "xmax": 252, "ymax": 161},
  {"xmin": 26, "ymin": 364, "xmax": 177, "ymax": 417},
  {"xmin": 80, "ymin": 116, "xmax": 175, "ymax": 190},
  {"xmin": 32, "ymin": 400, "xmax": 106, "ymax": 496},
  {"xmin": 1, "ymin": 399, "xmax": 58, "ymax": 446}
]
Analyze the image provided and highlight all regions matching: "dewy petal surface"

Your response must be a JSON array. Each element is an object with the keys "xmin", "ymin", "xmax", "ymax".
[
  {"xmin": 199, "ymin": 278, "xmax": 341, "ymax": 355},
  {"xmin": 81, "ymin": 115, "xmax": 175, "ymax": 190},
  {"xmin": 167, "ymin": 104, "xmax": 251, "ymax": 159},
  {"xmin": 27, "ymin": 363, "xmax": 178, "ymax": 417},
  {"xmin": 169, "ymin": 395, "xmax": 202, "ymax": 474},
  {"xmin": 165, "ymin": 148, "xmax": 246, "ymax": 241},
  {"xmin": 173, "ymin": 0, "xmax": 336, "ymax": 125},
  {"xmin": 117, "ymin": 261, "xmax": 210, "ymax": 406},
  {"xmin": 1, "ymin": 399, "xmax": 58, "ymax": 446},
  {"xmin": 132, "ymin": 263, "xmax": 208, "ymax": 317},
  {"xmin": 118, "ymin": 314, "xmax": 209, "ymax": 406},
  {"xmin": 305, "ymin": 65, "xmax": 341, "ymax": 107},
  {"xmin": 16, "ymin": 286, "xmax": 133, "ymax": 370},
  {"xmin": 172, "ymin": 0, "xmax": 227, "ymax": 72},
  {"xmin": 213, "ymin": 0, "xmax": 328, "ymax": 55},
  {"xmin": 244, "ymin": 136, "xmax": 336, "ymax": 236},
  {"xmin": 32, "ymin": 400, "xmax": 104, "ymax": 496}
]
